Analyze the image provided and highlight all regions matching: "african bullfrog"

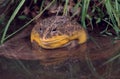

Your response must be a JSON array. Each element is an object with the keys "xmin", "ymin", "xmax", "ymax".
[{"xmin": 31, "ymin": 16, "xmax": 88, "ymax": 49}]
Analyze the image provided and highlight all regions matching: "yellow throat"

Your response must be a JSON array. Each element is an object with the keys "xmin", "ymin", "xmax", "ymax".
[
  {"xmin": 31, "ymin": 27, "xmax": 87, "ymax": 49},
  {"xmin": 31, "ymin": 29, "xmax": 87, "ymax": 49}
]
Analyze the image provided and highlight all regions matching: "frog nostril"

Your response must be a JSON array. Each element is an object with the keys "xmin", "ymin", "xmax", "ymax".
[
  {"xmin": 52, "ymin": 28, "xmax": 56, "ymax": 31},
  {"xmin": 39, "ymin": 28, "xmax": 42, "ymax": 30},
  {"xmin": 39, "ymin": 28, "xmax": 43, "ymax": 33}
]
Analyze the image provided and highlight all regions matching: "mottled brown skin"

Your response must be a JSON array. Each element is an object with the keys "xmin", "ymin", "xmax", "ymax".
[
  {"xmin": 30, "ymin": 15, "xmax": 88, "ymax": 65},
  {"xmin": 33, "ymin": 16, "xmax": 83, "ymax": 38},
  {"xmin": 31, "ymin": 16, "xmax": 88, "ymax": 49}
]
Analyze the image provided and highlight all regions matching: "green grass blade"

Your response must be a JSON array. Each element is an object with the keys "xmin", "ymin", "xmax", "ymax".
[
  {"xmin": 86, "ymin": 52, "xmax": 104, "ymax": 79},
  {"xmin": 104, "ymin": 0, "xmax": 120, "ymax": 36},
  {"xmin": 102, "ymin": 51, "xmax": 120, "ymax": 66},
  {"xmin": 4, "ymin": 0, "xmax": 55, "ymax": 41},
  {"xmin": 81, "ymin": 0, "xmax": 90, "ymax": 28},
  {"xmin": 63, "ymin": 0, "xmax": 69, "ymax": 15},
  {"xmin": 0, "ymin": 0, "xmax": 25, "ymax": 44}
]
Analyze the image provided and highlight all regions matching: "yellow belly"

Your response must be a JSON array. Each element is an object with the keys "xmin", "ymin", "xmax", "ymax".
[{"xmin": 31, "ymin": 28, "xmax": 87, "ymax": 49}]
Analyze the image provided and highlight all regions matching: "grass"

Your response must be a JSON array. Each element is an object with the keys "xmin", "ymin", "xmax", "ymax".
[
  {"xmin": 63, "ymin": 0, "xmax": 69, "ymax": 15},
  {"xmin": 102, "ymin": 50, "xmax": 120, "ymax": 66},
  {"xmin": 0, "ymin": 0, "xmax": 55, "ymax": 44},
  {"xmin": 0, "ymin": 0, "xmax": 25, "ymax": 44},
  {"xmin": 0, "ymin": 0, "xmax": 120, "ymax": 44},
  {"xmin": 81, "ymin": 0, "xmax": 90, "ymax": 28},
  {"xmin": 104, "ymin": 0, "xmax": 120, "ymax": 37},
  {"xmin": 86, "ymin": 53, "xmax": 104, "ymax": 79}
]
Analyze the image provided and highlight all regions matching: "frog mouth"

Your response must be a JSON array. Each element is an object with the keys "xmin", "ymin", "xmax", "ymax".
[
  {"xmin": 31, "ymin": 28, "xmax": 87, "ymax": 49},
  {"xmin": 31, "ymin": 30, "xmax": 70, "ymax": 49}
]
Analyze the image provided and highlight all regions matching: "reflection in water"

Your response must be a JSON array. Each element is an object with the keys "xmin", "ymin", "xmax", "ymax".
[
  {"xmin": 1, "ymin": 54, "xmax": 120, "ymax": 79},
  {"xmin": 0, "ymin": 34, "xmax": 120, "ymax": 79},
  {"xmin": 32, "ymin": 42, "xmax": 87, "ymax": 66},
  {"xmin": 0, "ymin": 56, "xmax": 93, "ymax": 79}
]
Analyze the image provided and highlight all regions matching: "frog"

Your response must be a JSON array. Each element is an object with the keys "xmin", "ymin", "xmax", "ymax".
[{"xmin": 31, "ymin": 16, "xmax": 88, "ymax": 49}]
